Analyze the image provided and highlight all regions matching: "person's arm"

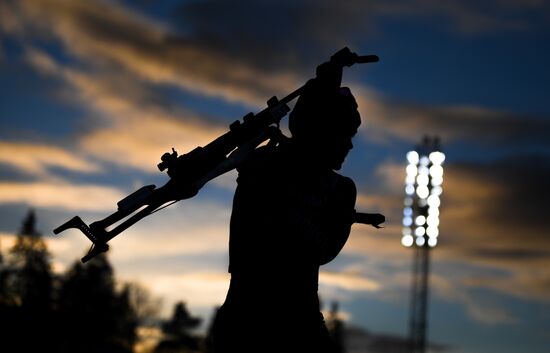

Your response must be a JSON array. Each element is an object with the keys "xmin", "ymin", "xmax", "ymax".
[
  {"xmin": 319, "ymin": 175, "xmax": 356, "ymax": 264},
  {"xmin": 286, "ymin": 175, "xmax": 356, "ymax": 265}
]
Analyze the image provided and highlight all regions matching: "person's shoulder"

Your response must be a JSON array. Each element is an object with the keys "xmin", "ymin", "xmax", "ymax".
[
  {"xmin": 330, "ymin": 171, "xmax": 357, "ymax": 200},
  {"xmin": 237, "ymin": 144, "xmax": 279, "ymax": 176}
]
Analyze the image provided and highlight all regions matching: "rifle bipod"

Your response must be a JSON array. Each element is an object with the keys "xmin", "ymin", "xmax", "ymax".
[{"xmin": 53, "ymin": 183, "xmax": 178, "ymax": 262}]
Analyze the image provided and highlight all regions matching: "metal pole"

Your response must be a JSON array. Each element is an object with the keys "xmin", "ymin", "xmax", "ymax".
[
  {"xmin": 409, "ymin": 245, "xmax": 419, "ymax": 352},
  {"xmin": 409, "ymin": 244, "xmax": 431, "ymax": 353}
]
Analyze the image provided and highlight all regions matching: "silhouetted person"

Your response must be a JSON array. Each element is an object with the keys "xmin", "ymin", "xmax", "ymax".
[{"xmin": 212, "ymin": 59, "xmax": 360, "ymax": 353}]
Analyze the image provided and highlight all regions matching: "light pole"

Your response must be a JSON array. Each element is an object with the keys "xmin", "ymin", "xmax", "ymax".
[{"xmin": 401, "ymin": 136, "xmax": 445, "ymax": 353}]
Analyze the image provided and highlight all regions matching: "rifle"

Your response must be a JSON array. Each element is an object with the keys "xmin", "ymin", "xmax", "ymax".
[{"xmin": 53, "ymin": 47, "xmax": 384, "ymax": 263}]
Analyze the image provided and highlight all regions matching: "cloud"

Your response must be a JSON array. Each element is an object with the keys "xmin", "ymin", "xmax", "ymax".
[
  {"xmin": 409, "ymin": 0, "xmax": 549, "ymax": 34},
  {"xmin": 105, "ymin": 202, "xmax": 231, "ymax": 261},
  {"xmin": 80, "ymin": 115, "xmax": 224, "ymax": 172},
  {"xmin": 22, "ymin": 47, "xmax": 228, "ymax": 173},
  {"xmin": 11, "ymin": 0, "xmax": 545, "ymax": 119},
  {"xmin": 0, "ymin": 141, "xmax": 101, "ymax": 177},
  {"xmin": 3, "ymin": 0, "xmax": 300, "ymax": 107},
  {"xmin": 353, "ymin": 86, "xmax": 550, "ymax": 149},
  {"xmin": 1, "ymin": 231, "xmax": 80, "ymax": 274},
  {"xmin": 333, "ymin": 154, "xmax": 550, "ymax": 325},
  {"xmin": 429, "ymin": 274, "xmax": 519, "ymax": 325},
  {"xmin": 360, "ymin": 156, "xmax": 550, "ymax": 302},
  {"xmin": 2, "ymin": 0, "xmax": 549, "ymax": 335},
  {"xmin": 141, "ymin": 271, "xmax": 230, "ymax": 309},
  {"xmin": 5, "ymin": 0, "xmax": 549, "ymax": 123},
  {"xmin": 434, "ymin": 157, "xmax": 550, "ymax": 302},
  {"xmin": 0, "ymin": 232, "xmax": 16, "ymax": 252},
  {"xmin": 10, "ymin": 1, "xmax": 549, "ymax": 166},
  {"xmin": 0, "ymin": 228, "xmax": 228, "ymax": 314},
  {"xmin": 0, "ymin": 181, "xmax": 124, "ymax": 211},
  {"xmin": 320, "ymin": 270, "xmax": 381, "ymax": 292},
  {"xmin": 174, "ymin": 0, "xmax": 548, "ymax": 71}
]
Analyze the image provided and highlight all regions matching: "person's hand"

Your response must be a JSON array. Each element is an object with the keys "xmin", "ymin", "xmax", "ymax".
[
  {"xmin": 353, "ymin": 212, "xmax": 385, "ymax": 228},
  {"xmin": 369, "ymin": 213, "xmax": 385, "ymax": 228}
]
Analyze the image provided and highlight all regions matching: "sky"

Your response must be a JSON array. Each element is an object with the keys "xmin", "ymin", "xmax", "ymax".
[{"xmin": 0, "ymin": 1, "xmax": 549, "ymax": 352}]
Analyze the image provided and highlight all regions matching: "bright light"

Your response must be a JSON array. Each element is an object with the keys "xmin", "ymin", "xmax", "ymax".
[
  {"xmin": 429, "ymin": 165, "xmax": 443, "ymax": 178},
  {"xmin": 428, "ymin": 207, "xmax": 439, "ymax": 216},
  {"xmin": 417, "ymin": 174, "xmax": 429, "ymax": 186},
  {"xmin": 415, "ymin": 226, "xmax": 426, "ymax": 236},
  {"xmin": 427, "ymin": 195, "xmax": 440, "ymax": 208},
  {"xmin": 426, "ymin": 226, "xmax": 439, "ymax": 237},
  {"xmin": 426, "ymin": 215, "xmax": 439, "ymax": 227},
  {"xmin": 429, "ymin": 151, "xmax": 445, "ymax": 165},
  {"xmin": 403, "ymin": 144, "xmax": 445, "ymax": 249},
  {"xmin": 420, "ymin": 156, "xmax": 430, "ymax": 166},
  {"xmin": 406, "ymin": 164, "xmax": 418, "ymax": 176},
  {"xmin": 418, "ymin": 166, "xmax": 429, "ymax": 175},
  {"xmin": 407, "ymin": 151, "xmax": 419, "ymax": 165},
  {"xmin": 416, "ymin": 185, "xmax": 429, "ymax": 199},
  {"xmin": 431, "ymin": 176, "xmax": 443, "ymax": 186},
  {"xmin": 431, "ymin": 185, "xmax": 443, "ymax": 196},
  {"xmin": 402, "ymin": 235, "xmax": 414, "ymax": 247}
]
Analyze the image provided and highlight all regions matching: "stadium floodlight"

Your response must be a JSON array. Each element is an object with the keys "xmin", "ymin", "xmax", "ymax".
[
  {"xmin": 403, "ymin": 136, "xmax": 446, "ymax": 353},
  {"xmin": 401, "ymin": 138, "xmax": 445, "ymax": 249}
]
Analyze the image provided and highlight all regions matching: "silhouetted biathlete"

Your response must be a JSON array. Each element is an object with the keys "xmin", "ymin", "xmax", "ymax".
[{"xmin": 212, "ymin": 59, "xmax": 378, "ymax": 353}]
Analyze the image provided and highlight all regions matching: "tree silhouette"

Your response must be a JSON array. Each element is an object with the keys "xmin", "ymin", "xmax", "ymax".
[
  {"xmin": 0, "ymin": 237, "xmax": 10, "ymax": 305},
  {"xmin": 0, "ymin": 210, "xmax": 148, "ymax": 353},
  {"xmin": 3, "ymin": 210, "xmax": 56, "ymax": 352},
  {"xmin": 0, "ymin": 235, "xmax": 19, "ymax": 352},
  {"xmin": 154, "ymin": 301, "xmax": 202, "ymax": 353},
  {"xmin": 10, "ymin": 210, "xmax": 53, "ymax": 310},
  {"xmin": 57, "ymin": 253, "xmax": 138, "ymax": 353},
  {"xmin": 326, "ymin": 301, "xmax": 346, "ymax": 353},
  {"xmin": 126, "ymin": 281, "xmax": 163, "ymax": 325}
]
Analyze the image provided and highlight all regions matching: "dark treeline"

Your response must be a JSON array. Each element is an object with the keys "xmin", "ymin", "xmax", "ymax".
[{"xmin": 0, "ymin": 210, "xmax": 346, "ymax": 353}]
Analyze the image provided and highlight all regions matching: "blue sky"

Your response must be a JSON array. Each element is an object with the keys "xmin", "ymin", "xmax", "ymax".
[{"xmin": 1, "ymin": 1, "xmax": 549, "ymax": 352}]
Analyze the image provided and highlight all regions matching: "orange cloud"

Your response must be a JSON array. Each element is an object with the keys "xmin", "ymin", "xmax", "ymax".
[
  {"xmin": 0, "ymin": 181, "xmax": 124, "ymax": 211},
  {"xmin": 352, "ymin": 158, "xmax": 550, "ymax": 305},
  {"xmin": 137, "ymin": 272, "xmax": 230, "ymax": 312},
  {"xmin": 0, "ymin": 141, "xmax": 101, "ymax": 176},
  {"xmin": 23, "ymin": 47, "xmax": 227, "ymax": 173},
  {"xmin": 6, "ymin": 0, "xmax": 299, "ymax": 107},
  {"xmin": 320, "ymin": 270, "xmax": 381, "ymax": 292}
]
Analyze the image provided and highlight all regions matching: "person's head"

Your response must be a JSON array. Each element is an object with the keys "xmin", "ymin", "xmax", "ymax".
[{"xmin": 289, "ymin": 84, "xmax": 361, "ymax": 170}]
